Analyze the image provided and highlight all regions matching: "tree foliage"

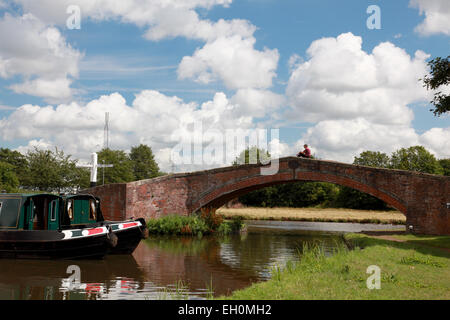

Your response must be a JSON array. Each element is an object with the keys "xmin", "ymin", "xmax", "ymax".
[
  {"xmin": 390, "ymin": 146, "xmax": 443, "ymax": 175},
  {"xmin": 97, "ymin": 148, "xmax": 135, "ymax": 184},
  {"xmin": 421, "ymin": 55, "xmax": 450, "ymax": 116},
  {"xmin": 24, "ymin": 147, "xmax": 89, "ymax": 192},
  {"xmin": 353, "ymin": 151, "xmax": 390, "ymax": 168},
  {"xmin": 0, "ymin": 161, "xmax": 19, "ymax": 193},
  {"xmin": 239, "ymin": 182, "xmax": 339, "ymax": 208},
  {"xmin": 0, "ymin": 148, "xmax": 28, "ymax": 186},
  {"xmin": 0, "ymin": 144, "xmax": 162, "ymax": 192},
  {"xmin": 129, "ymin": 144, "xmax": 160, "ymax": 180},
  {"xmin": 438, "ymin": 159, "xmax": 450, "ymax": 176},
  {"xmin": 233, "ymin": 146, "xmax": 271, "ymax": 166}
]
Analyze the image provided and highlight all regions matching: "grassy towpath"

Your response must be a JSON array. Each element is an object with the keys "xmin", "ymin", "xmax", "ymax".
[{"xmin": 219, "ymin": 233, "xmax": 450, "ymax": 300}]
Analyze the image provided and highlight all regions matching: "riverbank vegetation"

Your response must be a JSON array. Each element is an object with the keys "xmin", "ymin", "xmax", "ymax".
[
  {"xmin": 217, "ymin": 207, "xmax": 406, "ymax": 225},
  {"xmin": 147, "ymin": 208, "xmax": 244, "ymax": 236},
  {"xmin": 220, "ymin": 233, "xmax": 450, "ymax": 300}
]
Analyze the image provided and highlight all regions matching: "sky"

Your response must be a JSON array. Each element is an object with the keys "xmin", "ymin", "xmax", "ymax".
[{"xmin": 0, "ymin": 0, "xmax": 449, "ymax": 173}]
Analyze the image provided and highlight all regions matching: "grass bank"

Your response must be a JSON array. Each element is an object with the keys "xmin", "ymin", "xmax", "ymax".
[
  {"xmin": 217, "ymin": 207, "xmax": 406, "ymax": 225},
  {"xmin": 219, "ymin": 233, "xmax": 449, "ymax": 300},
  {"xmin": 147, "ymin": 211, "xmax": 244, "ymax": 236}
]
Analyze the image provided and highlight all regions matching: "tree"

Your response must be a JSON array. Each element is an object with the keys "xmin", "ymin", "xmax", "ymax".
[
  {"xmin": 438, "ymin": 159, "xmax": 450, "ymax": 176},
  {"xmin": 129, "ymin": 144, "xmax": 160, "ymax": 180},
  {"xmin": 421, "ymin": 56, "xmax": 450, "ymax": 116},
  {"xmin": 0, "ymin": 161, "xmax": 19, "ymax": 193},
  {"xmin": 26, "ymin": 148, "xmax": 61, "ymax": 191},
  {"xmin": 390, "ymin": 146, "xmax": 443, "ymax": 175},
  {"xmin": 97, "ymin": 148, "xmax": 134, "ymax": 184},
  {"xmin": 25, "ymin": 147, "xmax": 88, "ymax": 192},
  {"xmin": 353, "ymin": 151, "xmax": 390, "ymax": 168},
  {"xmin": 0, "ymin": 148, "xmax": 29, "ymax": 186},
  {"xmin": 232, "ymin": 146, "xmax": 271, "ymax": 166}
]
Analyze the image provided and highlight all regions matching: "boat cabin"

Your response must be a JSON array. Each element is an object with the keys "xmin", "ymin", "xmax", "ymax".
[
  {"xmin": 0, "ymin": 194, "xmax": 64, "ymax": 231},
  {"xmin": 0, "ymin": 193, "xmax": 105, "ymax": 231},
  {"xmin": 62, "ymin": 194, "xmax": 104, "ymax": 228}
]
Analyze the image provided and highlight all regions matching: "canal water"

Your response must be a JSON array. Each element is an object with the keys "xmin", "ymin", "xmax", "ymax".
[{"xmin": 0, "ymin": 221, "xmax": 404, "ymax": 300}]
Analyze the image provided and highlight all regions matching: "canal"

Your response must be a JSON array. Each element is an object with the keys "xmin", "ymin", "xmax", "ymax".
[{"xmin": 0, "ymin": 221, "xmax": 404, "ymax": 300}]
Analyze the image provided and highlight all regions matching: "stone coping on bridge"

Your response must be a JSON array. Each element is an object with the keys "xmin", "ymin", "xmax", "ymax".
[{"xmin": 127, "ymin": 157, "xmax": 448, "ymax": 186}]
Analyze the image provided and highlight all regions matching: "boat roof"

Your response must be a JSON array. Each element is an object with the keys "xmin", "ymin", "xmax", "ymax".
[
  {"xmin": 0, "ymin": 193, "xmax": 61, "ymax": 200},
  {"xmin": 63, "ymin": 194, "xmax": 99, "ymax": 200}
]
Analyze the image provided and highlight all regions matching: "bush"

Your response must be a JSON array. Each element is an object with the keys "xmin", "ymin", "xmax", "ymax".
[
  {"xmin": 200, "ymin": 207, "xmax": 223, "ymax": 231},
  {"xmin": 217, "ymin": 216, "xmax": 245, "ymax": 235},
  {"xmin": 147, "ymin": 215, "xmax": 209, "ymax": 236},
  {"xmin": 147, "ymin": 211, "xmax": 244, "ymax": 236}
]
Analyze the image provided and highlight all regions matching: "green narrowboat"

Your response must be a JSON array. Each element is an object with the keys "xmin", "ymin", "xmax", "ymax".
[
  {"xmin": 0, "ymin": 193, "xmax": 117, "ymax": 259},
  {"xmin": 63, "ymin": 194, "xmax": 148, "ymax": 254}
]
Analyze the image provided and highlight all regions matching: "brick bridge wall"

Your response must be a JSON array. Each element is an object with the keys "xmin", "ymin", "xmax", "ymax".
[{"xmin": 84, "ymin": 157, "xmax": 450, "ymax": 235}]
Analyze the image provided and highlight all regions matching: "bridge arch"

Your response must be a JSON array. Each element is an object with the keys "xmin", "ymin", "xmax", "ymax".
[{"xmin": 192, "ymin": 170, "xmax": 407, "ymax": 215}]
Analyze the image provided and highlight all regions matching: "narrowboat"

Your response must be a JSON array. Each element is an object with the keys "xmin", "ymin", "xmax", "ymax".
[
  {"xmin": 63, "ymin": 194, "xmax": 148, "ymax": 255},
  {"xmin": 0, "ymin": 193, "xmax": 117, "ymax": 260}
]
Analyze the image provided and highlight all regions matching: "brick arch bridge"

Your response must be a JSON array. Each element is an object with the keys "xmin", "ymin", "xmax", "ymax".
[{"xmin": 85, "ymin": 157, "xmax": 450, "ymax": 235}]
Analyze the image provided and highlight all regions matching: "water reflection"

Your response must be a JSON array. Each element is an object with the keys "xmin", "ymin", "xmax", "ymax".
[
  {"xmin": 0, "ymin": 255, "xmax": 147, "ymax": 300},
  {"xmin": 0, "ymin": 223, "xmax": 355, "ymax": 300}
]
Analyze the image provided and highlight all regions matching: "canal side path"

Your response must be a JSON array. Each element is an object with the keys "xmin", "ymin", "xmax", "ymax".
[{"xmin": 219, "ymin": 233, "xmax": 450, "ymax": 300}]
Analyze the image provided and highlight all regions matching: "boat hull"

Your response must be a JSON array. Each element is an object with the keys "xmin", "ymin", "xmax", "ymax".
[
  {"xmin": 105, "ymin": 219, "xmax": 148, "ymax": 255},
  {"xmin": 0, "ymin": 228, "xmax": 114, "ymax": 260}
]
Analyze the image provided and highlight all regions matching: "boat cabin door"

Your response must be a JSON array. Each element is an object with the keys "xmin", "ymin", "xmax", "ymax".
[
  {"xmin": 25, "ymin": 199, "xmax": 34, "ymax": 230},
  {"xmin": 47, "ymin": 199, "xmax": 59, "ymax": 230}
]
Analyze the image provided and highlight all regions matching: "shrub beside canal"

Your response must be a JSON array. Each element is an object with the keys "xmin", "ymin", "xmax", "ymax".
[{"xmin": 147, "ymin": 208, "xmax": 244, "ymax": 236}]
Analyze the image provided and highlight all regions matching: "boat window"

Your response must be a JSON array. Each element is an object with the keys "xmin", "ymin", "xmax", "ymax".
[
  {"xmin": 50, "ymin": 200, "xmax": 57, "ymax": 221},
  {"xmin": 67, "ymin": 200, "xmax": 73, "ymax": 220},
  {"xmin": 89, "ymin": 199, "xmax": 96, "ymax": 220}
]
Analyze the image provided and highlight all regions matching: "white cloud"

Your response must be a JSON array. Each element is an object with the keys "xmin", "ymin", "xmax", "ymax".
[
  {"xmin": 299, "ymin": 120, "xmax": 450, "ymax": 162},
  {"xmin": 0, "ymin": 13, "xmax": 82, "ymax": 102},
  {"xmin": 13, "ymin": 0, "xmax": 238, "ymax": 41},
  {"xmin": 419, "ymin": 127, "xmax": 450, "ymax": 158},
  {"xmin": 285, "ymin": 32, "xmax": 448, "ymax": 163},
  {"xmin": 286, "ymin": 33, "xmax": 430, "ymax": 125},
  {"xmin": 178, "ymin": 35, "xmax": 279, "ymax": 90},
  {"xmin": 410, "ymin": 0, "xmax": 450, "ymax": 36},
  {"xmin": 230, "ymin": 88, "xmax": 285, "ymax": 118},
  {"xmin": 15, "ymin": 138, "xmax": 54, "ymax": 155},
  {"xmin": 300, "ymin": 119, "xmax": 420, "ymax": 163},
  {"xmin": 11, "ymin": 0, "xmax": 279, "ymax": 94},
  {"xmin": 10, "ymin": 78, "xmax": 73, "ymax": 102},
  {"xmin": 0, "ymin": 90, "xmax": 263, "ymax": 171}
]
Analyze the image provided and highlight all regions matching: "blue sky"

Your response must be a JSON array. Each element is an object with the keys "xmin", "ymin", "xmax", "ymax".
[{"xmin": 0, "ymin": 0, "xmax": 448, "ymax": 171}]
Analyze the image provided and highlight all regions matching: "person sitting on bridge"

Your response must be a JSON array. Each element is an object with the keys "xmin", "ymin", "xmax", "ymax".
[{"xmin": 297, "ymin": 144, "xmax": 311, "ymax": 158}]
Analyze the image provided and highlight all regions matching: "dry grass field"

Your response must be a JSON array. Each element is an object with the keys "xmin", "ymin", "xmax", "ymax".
[{"xmin": 217, "ymin": 207, "xmax": 406, "ymax": 224}]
